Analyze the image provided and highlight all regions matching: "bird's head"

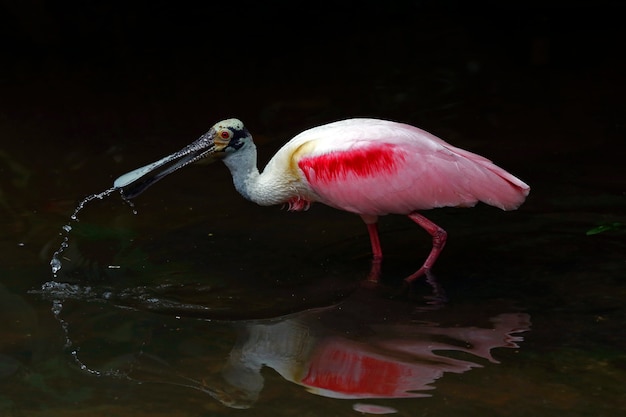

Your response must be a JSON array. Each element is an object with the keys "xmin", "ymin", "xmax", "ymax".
[
  {"xmin": 207, "ymin": 118, "xmax": 252, "ymax": 157},
  {"xmin": 113, "ymin": 118, "xmax": 251, "ymax": 198}
]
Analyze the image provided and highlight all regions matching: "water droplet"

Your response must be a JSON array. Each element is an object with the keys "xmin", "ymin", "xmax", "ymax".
[
  {"xmin": 51, "ymin": 299, "xmax": 63, "ymax": 316},
  {"xmin": 50, "ymin": 257, "xmax": 62, "ymax": 274}
]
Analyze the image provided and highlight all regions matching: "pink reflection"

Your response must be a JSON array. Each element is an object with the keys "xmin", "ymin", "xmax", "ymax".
[{"xmin": 220, "ymin": 303, "xmax": 530, "ymax": 408}]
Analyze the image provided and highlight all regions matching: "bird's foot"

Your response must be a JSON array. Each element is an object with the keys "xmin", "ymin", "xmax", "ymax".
[
  {"xmin": 393, "ymin": 269, "xmax": 447, "ymax": 307},
  {"xmin": 404, "ymin": 266, "xmax": 430, "ymax": 283},
  {"xmin": 365, "ymin": 257, "xmax": 382, "ymax": 283}
]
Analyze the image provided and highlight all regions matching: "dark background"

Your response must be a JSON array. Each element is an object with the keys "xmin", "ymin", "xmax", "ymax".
[{"xmin": 2, "ymin": 1, "xmax": 624, "ymax": 147}]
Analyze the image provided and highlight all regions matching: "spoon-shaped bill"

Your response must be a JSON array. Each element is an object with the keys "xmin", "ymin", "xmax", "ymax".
[{"xmin": 114, "ymin": 134, "xmax": 217, "ymax": 199}]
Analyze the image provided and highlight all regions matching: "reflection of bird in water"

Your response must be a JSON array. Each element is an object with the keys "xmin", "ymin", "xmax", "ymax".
[
  {"xmin": 218, "ymin": 301, "xmax": 530, "ymax": 410},
  {"xmin": 48, "ymin": 278, "xmax": 531, "ymax": 412},
  {"xmin": 115, "ymin": 118, "xmax": 530, "ymax": 282}
]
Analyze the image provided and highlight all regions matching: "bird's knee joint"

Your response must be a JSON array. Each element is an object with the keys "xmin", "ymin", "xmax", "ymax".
[{"xmin": 432, "ymin": 228, "xmax": 447, "ymax": 249}]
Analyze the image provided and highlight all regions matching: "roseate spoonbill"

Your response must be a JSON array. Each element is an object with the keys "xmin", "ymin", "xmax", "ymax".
[{"xmin": 114, "ymin": 118, "xmax": 530, "ymax": 282}]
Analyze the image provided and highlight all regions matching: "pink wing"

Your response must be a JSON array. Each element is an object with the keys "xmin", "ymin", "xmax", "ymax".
[{"xmin": 295, "ymin": 120, "xmax": 529, "ymax": 216}]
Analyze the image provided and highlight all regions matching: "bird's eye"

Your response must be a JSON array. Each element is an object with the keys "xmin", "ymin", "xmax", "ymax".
[{"xmin": 220, "ymin": 130, "xmax": 231, "ymax": 140}]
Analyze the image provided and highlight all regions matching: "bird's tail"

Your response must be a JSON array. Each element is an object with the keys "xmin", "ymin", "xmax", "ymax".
[{"xmin": 473, "ymin": 161, "xmax": 530, "ymax": 211}]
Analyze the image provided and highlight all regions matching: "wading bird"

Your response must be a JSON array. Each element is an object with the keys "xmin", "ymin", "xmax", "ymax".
[{"xmin": 114, "ymin": 118, "xmax": 530, "ymax": 282}]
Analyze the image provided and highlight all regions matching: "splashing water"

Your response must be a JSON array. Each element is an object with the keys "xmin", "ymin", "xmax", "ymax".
[
  {"xmin": 45, "ymin": 186, "xmax": 138, "ymax": 377},
  {"xmin": 48, "ymin": 291, "xmax": 128, "ymax": 378},
  {"xmin": 49, "ymin": 187, "xmax": 136, "ymax": 277},
  {"xmin": 50, "ymin": 298, "xmax": 101, "ymax": 375}
]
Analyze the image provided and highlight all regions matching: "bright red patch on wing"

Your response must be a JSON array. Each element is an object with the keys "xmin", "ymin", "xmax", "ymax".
[{"xmin": 298, "ymin": 144, "xmax": 402, "ymax": 183}]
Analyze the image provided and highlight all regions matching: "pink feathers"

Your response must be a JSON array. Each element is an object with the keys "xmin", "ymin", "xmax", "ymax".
[
  {"xmin": 263, "ymin": 118, "xmax": 529, "ymax": 280},
  {"xmin": 289, "ymin": 124, "xmax": 529, "ymax": 217}
]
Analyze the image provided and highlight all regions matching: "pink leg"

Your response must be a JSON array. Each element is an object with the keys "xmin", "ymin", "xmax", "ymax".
[
  {"xmin": 366, "ymin": 222, "xmax": 383, "ymax": 261},
  {"xmin": 365, "ymin": 222, "xmax": 383, "ymax": 282},
  {"xmin": 360, "ymin": 215, "xmax": 383, "ymax": 283},
  {"xmin": 405, "ymin": 212, "xmax": 447, "ymax": 282}
]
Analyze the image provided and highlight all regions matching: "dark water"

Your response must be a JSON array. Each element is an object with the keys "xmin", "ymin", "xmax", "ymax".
[{"xmin": 1, "ymin": 3, "xmax": 625, "ymax": 416}]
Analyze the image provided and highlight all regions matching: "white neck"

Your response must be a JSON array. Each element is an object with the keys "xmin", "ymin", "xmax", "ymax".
[{"xmin": 221, "ymin": 141, "xmax": 295, "ymax": 206}]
